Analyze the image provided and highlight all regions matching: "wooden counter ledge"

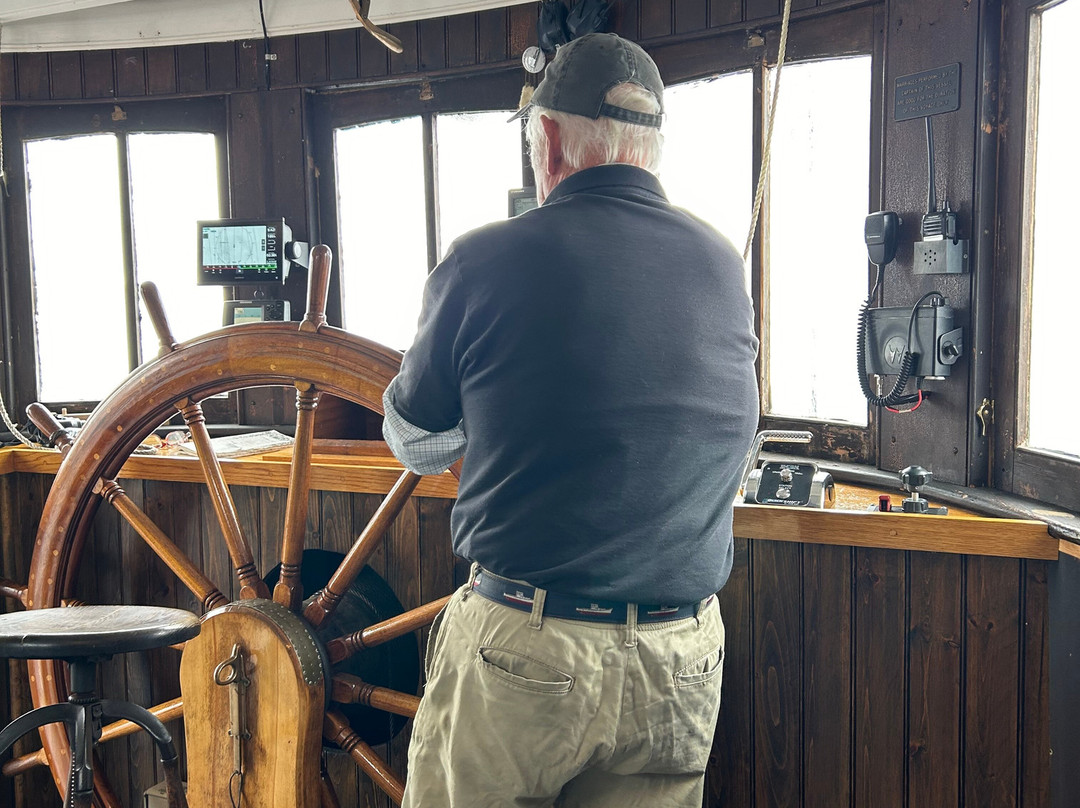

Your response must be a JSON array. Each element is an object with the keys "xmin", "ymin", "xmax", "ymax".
[{"xmin": 1, "ymin": 445, "xmax": 1056, "ymax": 560}]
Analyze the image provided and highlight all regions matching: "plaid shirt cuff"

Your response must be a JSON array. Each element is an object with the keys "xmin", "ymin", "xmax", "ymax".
[{"xmin": 382, "ymin": 377, "xmax": 465, "ymax": 475}]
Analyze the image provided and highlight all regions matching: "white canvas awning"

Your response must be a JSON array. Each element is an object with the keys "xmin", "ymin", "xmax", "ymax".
[{"xmin": 0, "ymin": 0, "xmax": 534, "ymax": 52}]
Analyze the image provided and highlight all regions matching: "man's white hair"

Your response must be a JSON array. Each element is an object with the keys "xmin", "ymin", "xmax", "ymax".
[{"xmin": 526, "ymin": 82, "xmax": 664, "ymax": 177}]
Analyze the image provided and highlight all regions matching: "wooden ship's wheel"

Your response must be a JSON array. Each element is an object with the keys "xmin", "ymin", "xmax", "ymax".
[{"xmin": 12, "ymin": 246, "xmax": 450, "ymax": 806}]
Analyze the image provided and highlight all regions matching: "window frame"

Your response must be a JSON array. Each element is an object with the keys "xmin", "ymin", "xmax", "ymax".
[
  {"xmin": 993, "ymin": 0, "xmax": 1080, "ymax": 510},
  {"xmin": 653, "ymin": 8, "xmax": 883, "ymax": 465},
  {"xmin": 309, "ymin": 70, "xmax": 528, "ymax": 329},
  {"xmin": 1, "ymin": 97, "xmax": 229, "ymax": 417}
]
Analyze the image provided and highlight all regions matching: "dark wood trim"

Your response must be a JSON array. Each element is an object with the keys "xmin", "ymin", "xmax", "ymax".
[{"xmin": 992, "ymin": 0, "xmax": 1080, "ymax": 509}]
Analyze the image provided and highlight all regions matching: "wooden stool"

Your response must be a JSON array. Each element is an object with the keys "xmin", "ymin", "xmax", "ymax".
[{"xmin": 0, "ymin": 605, "xmax": 200, "ymax": 808}]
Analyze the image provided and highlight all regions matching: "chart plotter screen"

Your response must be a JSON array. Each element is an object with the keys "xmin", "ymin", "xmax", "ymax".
[{"xmin": 198, "ymin": 219, "xmax": 289, "ymax": 285}]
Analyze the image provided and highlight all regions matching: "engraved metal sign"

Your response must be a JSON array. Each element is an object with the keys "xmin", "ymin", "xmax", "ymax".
[{"xmin": 894, "ymin": 63, "xmax": 961, "ymax": 121}]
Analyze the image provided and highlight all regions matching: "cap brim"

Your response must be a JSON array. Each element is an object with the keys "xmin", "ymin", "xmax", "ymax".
[{"xmin": 507, "ymin": 103, "xmax": 532, "ymax": 123}]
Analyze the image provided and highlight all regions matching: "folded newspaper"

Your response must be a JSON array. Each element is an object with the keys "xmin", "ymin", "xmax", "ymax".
[{"xmin": 178, "ymin": 429, "xmax": 294, "ymax": 459}]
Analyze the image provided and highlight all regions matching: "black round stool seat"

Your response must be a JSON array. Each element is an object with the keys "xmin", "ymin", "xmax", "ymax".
[
  {"xmin": 0, "ymin": 605, "xmax": 200, "ymax": 659},
  {"xmin": 0, "ymin": 605, "xmax": 199, "ymax": 808}
]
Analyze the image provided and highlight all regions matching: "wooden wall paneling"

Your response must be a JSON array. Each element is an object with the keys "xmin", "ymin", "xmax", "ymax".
[
  {"xmin": 238, "ymin": 484, "xmax": 271, "ymax": 579},
  {"xmin": 84, "ymin": 49, "xmax": 119, "ymax": 97},
  {"xmin": 198, "ymin": 484, "xmax": 237, "ymax": 601},
  {"xmin": 206, "ymin": 41, "xmax": 239, "ymax": 92},
  {"xmin": 802, "ymin": 544, "xmax": 852, "ymax": 808},
  {"xmin": 236, "ymin": 39, "xmax": 262, "ymax": 91},
  {"xmin": 348, "ymin": 491, "xmax": 388, "ymax": 808},
  {"xmin": 267, "ymin": 88, "xmax": 310, "ymax": 240},
  {"xmin": 1, "ymin": 53, "xmax": 17, "ymax": 101},
  {"xmin": 142, "ymin": 479, "xmax": 194, "ymax": 787},
  {"xmin": 906, "ymin": 552, "xmax": 962, "ymax": 808},
  {"xmin": 418, "ymin": 18, "xmax": 448, "ymax": 73},
  {"xmin": 675, "ymin": 0, "xmax": 709, "ymax": 35},
  {"xmin": 298, "ymin": 32, "xmax": 330, "ymax": 86},
  {"xmin": 854, "ymin": 547, "xmax": 905, "ymax": 808},
  {"xmin": 417, "ymin": 496, "xmax": 455, "ymax": 606},
  {"xmin": 1020, "ymin": 559, "xmax": 1050, "ymax": 808},
  {"xmin": 317, "ymin": 488, "xmax": 354, "ymax": 558},
  {"xmin": 46, "ymin": 51, "xmax": 80, "ymax": 100},
  {"xmin": 476, "ymin": 7, "xmax": 508, "ymax": 64},
  {"xmin": 1049, "ymin": 552, "xmax": 1080, "ymax": 808},
  {"xmin": 16, "ymin": 53, "xmax": 50, "ymax": 101},
  {"xmin": 88, "ymin": 495, "xmax": 139, "ymax": 804},
  {"xmin": 964, "ymin": 556, "xmax": 1020, "ymax": 808},
  {"xmin": 356, "ymin": 28, "xmax": 390, "ymax": 79},
  {"xmin": 752, "ymin": 539, "xmax": 802, "ymax": 808},
  {"xmin": 1, "ymin": 474, "xmax": 61, "ymax": 807},
  {"xmin": 305, "ymin": 488, "xmax": 321, "ymax": 558},
  {"xmin": 145, "ymin": 46, "xmax": 178, "ymax": 96},
  {"xmin": 447, "ymin": 14, "xmax": 478, "ymax": 68},
  {"xmin": 175, "ymin": 44, "xmax": 208, "ymax": 95},
  {"xmin": 268, "ymin": 35, "xmax": 299, "ymax": 88},
  {"xmin": 507, "ymin": 2, "xmax": 536, "ymax": 57},
  {"xmin": 878, "ymin": 0, "xmax": 980, "ymax": 485},
  {"xmin": 117, "ymin": 480, "xmax": 159, "ymax": 801},
  {"xmin": 745, "ymin": 0, "xmax": 782, "ymax": 22},
  {"xmin": 388, "ymin": 22, "xmax": 421, "ymax": 75},
  {"xmin": 962, "ymin": 0, "xmax": 1001, "ymax": 489},
  {"xmin": 328, "ymin": 28, "xmax": 361, "ymax": 82},
  {"xmin": 113, "ymin": 49, "xmax": 145, "ymax": 98},
  {"xmin": 384, "ymin": 495, "xmax": 420, "ymax": 799},
  {"xmin": 640, "ymin": 0, "xmax": 674, "ymax": 40},
  {"xmin": 709, "ymin": 0, "xmax": 742, "ymax": 27},
  {"xmin": 708, "ymin": 536, "xmax": 753, "ymax": 808},
  {"xmin": 317, "ymin": 488, "xmax": 362, "ymax": 807}
]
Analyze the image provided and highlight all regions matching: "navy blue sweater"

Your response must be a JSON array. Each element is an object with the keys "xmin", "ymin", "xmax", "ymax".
[{"xmin": 390, "ymin": 164, "xmax": 759, "ymax": 604}]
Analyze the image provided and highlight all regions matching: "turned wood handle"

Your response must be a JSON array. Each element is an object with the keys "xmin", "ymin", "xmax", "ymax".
[
  {"xmin": 300, "ymin": 245, "xmax": 332, "ymax": 333},
  {"xmin": 26, "ymin": 402, "xmax": 73, "ymax": 451},
  {"xmin": 140, "ymin": 282, "xmax": 179, "ymax": 354}
]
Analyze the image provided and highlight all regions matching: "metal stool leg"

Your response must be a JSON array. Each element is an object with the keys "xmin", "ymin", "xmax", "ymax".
[
  {"xmin": 101, "ymin": 700, "xmax": 189, "ymax": 808},
  {"xmin": 0, "ymin": 701, "xmax": 96, "ymax": 808}
]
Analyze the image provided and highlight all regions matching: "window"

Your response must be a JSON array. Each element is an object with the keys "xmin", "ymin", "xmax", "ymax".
[
  {"xmin": 1023, "ymin": 0, "xmax": 1079, "ymax": 459},
  {"xmin": 24, "ymin": 128, "xmax": 221, "ymax": 404},
  {"xmin": 662, "ymin": 59, "xmax": 873, "ymax": 433},
  {"xmin": 765, "ymin": 56, "xmax": 872, "ymax": 426},
  {"xmin": 662, "ymin": 73, "xmax": 753, "ymax": 288},
  {"xmin": 436, "ymin": 111, "xmax": 526, "ymax": 256},
  {"xmin": 334, "ymin": 109, "xmax": 521, "ymax": 350},
  {"xmin": 336, "ymin": 117, "xmax": 428, "ymax": 351}
]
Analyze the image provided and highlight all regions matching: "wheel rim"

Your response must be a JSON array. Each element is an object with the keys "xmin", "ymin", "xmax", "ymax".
[{"xmin": 26, "ymin": 259, "xmax": 450, "ymax": 806}]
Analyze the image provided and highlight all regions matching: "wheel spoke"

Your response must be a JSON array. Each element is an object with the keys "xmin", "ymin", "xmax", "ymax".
[
  {"xmin": 326, "ymin": 595, "xmax": 451, "ymax": 664},
  {"xmin": 178, "ymin": 399, "xmax": 269, "ymax": 600},
  {"xmin": 0, "ymin": 697, "xmax": 184, "ymax": 776},
  {"xmin": 330, "ymin": 674, "xmax": 419, "ymax": 718},
  {"xmin": 1, "ymin": 577, "xmax": 27, "ymax": 604},
  {"xmin": 274, "ymin": 384, "xmax": 321, "ymax": 611},
  {"xmin": 100, "ymin": 479, "xmax": 227, "ymax": 612},
  {"xmin": 324, "ymin": 710, "xmax": 405, "ymax": 805},
  {"xmin": 303, "ymin": 470, "xmax": 421, "ymax": 629}
]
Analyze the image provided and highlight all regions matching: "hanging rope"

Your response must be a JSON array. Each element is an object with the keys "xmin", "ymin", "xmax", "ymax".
[{"xmin": 742, "ymin": 0, "xmax": 794, "ymax": 262}]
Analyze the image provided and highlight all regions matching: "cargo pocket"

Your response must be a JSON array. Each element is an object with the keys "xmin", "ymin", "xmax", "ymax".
[
  {"xmin": 673, "ymin": 644, "xmax": 724, "ymax": 688},
  {"xmin": 478, "ymin": 647, "xmax": 574, "ymax": 694}
]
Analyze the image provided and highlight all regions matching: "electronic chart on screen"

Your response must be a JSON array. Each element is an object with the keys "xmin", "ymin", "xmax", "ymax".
[{"xmin": 198, "ymin": 219, "xmax": 291, "ymax": 285}]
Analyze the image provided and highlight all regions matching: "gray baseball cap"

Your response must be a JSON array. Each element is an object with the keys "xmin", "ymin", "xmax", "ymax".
[{"xmin": 509, "ymin": 33, "xmax": 664, "ymax": 128}]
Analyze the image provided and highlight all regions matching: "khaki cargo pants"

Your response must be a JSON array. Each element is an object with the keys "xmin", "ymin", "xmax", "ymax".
[{"xmin": 401, "ymin": 573, "xmax": 725, "ymax": 807}]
